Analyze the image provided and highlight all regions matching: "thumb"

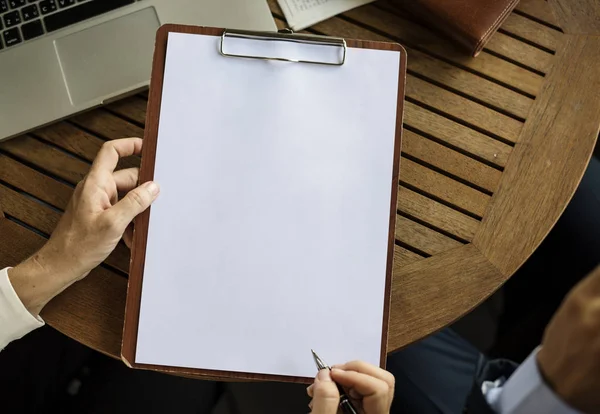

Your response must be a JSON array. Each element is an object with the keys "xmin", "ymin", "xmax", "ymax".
[
  {"xmin": 109, "ymin": 181, "xmax": 160, "ymax": 231},
  {"xmin": 311, "ymin": 370, "xmax": 340, "ymax": 414}
]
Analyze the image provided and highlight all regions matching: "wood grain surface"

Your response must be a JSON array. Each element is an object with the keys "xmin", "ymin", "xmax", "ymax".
[
  {"xmin": 389, "ymin": 244, "xmax": 505, "ymax": 349},
  {"xmin": 549, "ymin": 0, "xmax": 600, "ymax": 34},
  {"xmin": 516, "ymin": 0, "xmax": 561, "ymax": 28},
  {"xmin": 473, "ymin": 34, "xmax": 600, "ymax": 276},
  {"xmin": 0, "ymin": 0, "xmax": 598, "ymax": 377}
]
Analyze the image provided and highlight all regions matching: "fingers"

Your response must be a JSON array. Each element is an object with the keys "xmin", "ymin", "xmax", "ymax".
[
  {"xmin": 113, "ymin": 168, "xmax": 140, "ymax": 193},
  {"xmin": 331, "ymin": 368, "xmax": 391, "ymax": 412},
  {"xmin": 106, "ymin": 181, "xmax": 160, "ymax": 232},
  {"xmin": 310, "ymin": 370, "xmax": 340, "ymax": 414},
  {"xmin": 333, "ymin": 361, "xmax": 395, "ymax": 389},
  {"xmin": 91, "ymin": 138, "xmax": 143, "ymax": 174}
]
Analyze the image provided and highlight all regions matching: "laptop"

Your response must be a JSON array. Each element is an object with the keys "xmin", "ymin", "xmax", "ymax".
[{"xmin": 0, "ymin": 0, "xmax": 277, "ymax": 141}]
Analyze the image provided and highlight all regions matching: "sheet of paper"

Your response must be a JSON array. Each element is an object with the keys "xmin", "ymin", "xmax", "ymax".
[
  {"xmin": 135, "ymin": 32, "xmax": 400, "ymax": 379},
  {"xmin": 278, "ymin": 0, "xmax": 375, "ymax": 31}
]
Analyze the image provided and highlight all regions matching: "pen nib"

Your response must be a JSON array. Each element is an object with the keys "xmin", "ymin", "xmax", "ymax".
[{"xmin": 311, "ymin": 349, "xmax": 329, "ymax": 370}]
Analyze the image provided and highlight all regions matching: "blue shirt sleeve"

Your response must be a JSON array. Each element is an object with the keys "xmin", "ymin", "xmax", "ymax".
[{"xmin": 482, "ymin": 347, "xmax": 581, "ymax": 414}]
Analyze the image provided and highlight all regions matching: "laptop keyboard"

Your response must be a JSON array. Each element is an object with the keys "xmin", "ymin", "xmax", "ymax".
[{"xmin": 0, "ymin": 0, "xmax": 136, "ymax": 50}]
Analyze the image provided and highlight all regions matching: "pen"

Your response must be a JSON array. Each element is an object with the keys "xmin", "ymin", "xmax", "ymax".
[{"xmin": 311, "ymin": 349, "xmax": 359, "ymax": 414}]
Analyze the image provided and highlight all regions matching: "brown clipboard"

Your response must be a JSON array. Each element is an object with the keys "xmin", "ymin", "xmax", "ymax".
[{"xmin": 121, "ymin": 24, "xmax": 407, "ymax": 383}]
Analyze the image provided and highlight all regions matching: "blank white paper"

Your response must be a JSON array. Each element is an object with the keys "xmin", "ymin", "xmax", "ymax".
[{"xmin": 135, "ymin": 32, "xmax": 401, "ymax": 379}]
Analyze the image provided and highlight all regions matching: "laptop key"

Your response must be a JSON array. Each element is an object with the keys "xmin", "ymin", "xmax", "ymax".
[
  {"xmin": 21, "ymin": 4, "xmax": 39, "ymax": 21},
  {"xmin": 44, "ymin": 0, "xmax": 134, "ymax": 32},
  {"xmin": 3, "ymin": 27, "xmax": 21, "ymax": 46},
  {"xmin": 3, "ymin": 10, "xmax": 21, "ymax": 27},
  {"xmin": 0, "ymin": 0, "xmax": 7, "ymax": 13},
  {"xmin": 8, "ymin": 0, "xmax": 25, "ymax": 9},
  {"xmin": 21, "ymin": 19, "xmax": 43, "ymax": 40},
  {"xmin": 57, "ymin": 0, "xmax": 75, "ymax": 8},
  {"xmin": 39, "ymin": 0, "xmax": 57, "ymax": 14}
]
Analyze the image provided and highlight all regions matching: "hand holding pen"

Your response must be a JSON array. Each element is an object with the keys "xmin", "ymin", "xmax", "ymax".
[{"xmin": 308, "ymin": 351, "xmax": 395, "ymax": 414}]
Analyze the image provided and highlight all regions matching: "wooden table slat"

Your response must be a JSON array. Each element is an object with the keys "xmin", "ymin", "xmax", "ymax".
[
  {"xmin": 516, "ymin": 0, "xmax": 561, "ymax": 27},
  {"xmin": 0, "ymin": 135, "xmax": 88, "ymax": 184},
  {"xmin": 368, "ymin": 1, "xmax": 556, "ymax": 73},
  {"xmin": 106, "ymin": 244, "xmax": 132, "ymax": 275},
  {"xmin": 405, "ymin": 48, "xmax": 534, "ymax": 120},
  {"xmin": 35, "ymin": 122, "xmax": 141, "ymax": 173},
  {"xmin": 501, "ymin": 13, "xmax": 561, "ymax": 51},
  {"xmin": 280, "ymin": 13, "xmax": 536, "ymax": 120},
  {"xmin": 1, "ymin": 132, "xmax": 138, "ymax": 189},
  {"xmin": 70, "ymin": 110, "xmax": 144, "ymax": 140},
  {"xmin": 393, "ymin": 245, "xmax": 424, "ymax": 266},
  {"xmin": 34, "ymin": 122, "xmax": 105, "ymax": 163},
  {"xmin": 395, "ymin": 215, "xmax": 463, "ymax": 256},
  {"xmin": 0, "ymin": 153, "xmax": 72, "ymax": 210},
  {"xmin": 0, "ymin": 218, "xmax": 45, "ymax": 267},
  {"xmin": 403, "ymin": 102, "xmax": 512, "ymax": 168},
  {"xmin": 0, "ymin": 182, "xmax": 130, "ymax": 272},
  {"xmin": 484, "ymin": 31, "xmax": 554, "ymax": 74},
  {"xmin": 397, "ymin": 186, "xmax": 480, "ymax": 242},
  {"xmin": 350, "ymin": 3, "xmax": 545, "ymax": 96},
  {"xmin": 272, "ymin": 4, "xmax": 546, "ymax": 99},
  {"xmin": 0, "ymin": 183, "xmax": 59, "ymax": 235},
  {"xmin": 106, "ymin": 97, "xmax": 148, "ymax": 126},
  {"xmin": 406, "ymin": 76, "xmax": 524, "ymax": 143},
  {"xmin": 401, "ymin": 158, "xmax": 490, "ymax": 218},
  {"xmin": 403, "ymin": 130, "xmax": 502, "ymax": 193}
]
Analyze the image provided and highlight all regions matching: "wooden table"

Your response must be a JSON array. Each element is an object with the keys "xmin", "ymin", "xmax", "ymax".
[{"xmin": 1, "ymin": 0, "xmax": 598, "ymax": 362}]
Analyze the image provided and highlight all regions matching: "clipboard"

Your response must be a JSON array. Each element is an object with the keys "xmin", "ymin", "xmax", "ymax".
[{"xmin": 122, "ymin": 24, "xmax": 407, "ymax": 383}]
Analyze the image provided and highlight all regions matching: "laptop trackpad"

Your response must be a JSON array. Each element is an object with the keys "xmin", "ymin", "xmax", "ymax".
[{"xmin": 55, "ymin": 7, "xmax": 160, "ymax": 105}]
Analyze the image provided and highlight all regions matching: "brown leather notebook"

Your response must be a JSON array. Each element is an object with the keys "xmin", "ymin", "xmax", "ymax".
[
  {"xmin": 121, "ymin": 24, "xmax": 407, "ymax": 383},
  {"xmin": 392, "ymin": 0, "xmax": 520, "ymax": 56}
]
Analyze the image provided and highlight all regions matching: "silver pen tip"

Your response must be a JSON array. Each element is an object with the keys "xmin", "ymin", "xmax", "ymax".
[{"xmin": 311, "ymin": 349, "xmax": 328, "ymax": 370}]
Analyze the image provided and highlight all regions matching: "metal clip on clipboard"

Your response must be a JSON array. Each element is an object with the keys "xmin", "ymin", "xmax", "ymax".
[{"xmin": 219, "ymin": 29, "xmax": 347, "ymax": 66}]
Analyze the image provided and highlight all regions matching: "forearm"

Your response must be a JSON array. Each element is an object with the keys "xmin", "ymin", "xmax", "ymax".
[
  {"xmin": 2, "ymin": 138, "xmax": 156, "ymax": 351},
  {"xmin": 7, "ymin": 245, "xmax": 78, "ymax": 316}
]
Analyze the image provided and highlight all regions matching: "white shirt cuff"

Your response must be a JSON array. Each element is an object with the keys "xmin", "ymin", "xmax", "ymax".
[
  {"xmin": 0, "ymin": 267, "xmax": 45, "ymax": 350},
  {"xmin": 485, "ymin": 347, "xmax": 581, "ymax": 414}
]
